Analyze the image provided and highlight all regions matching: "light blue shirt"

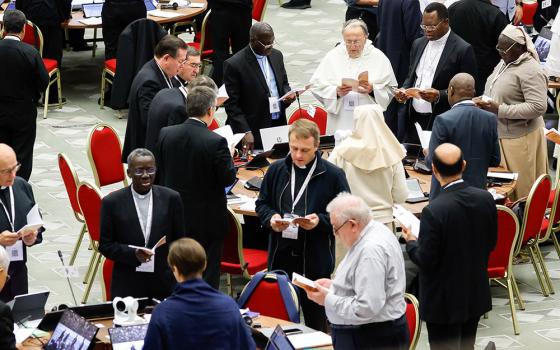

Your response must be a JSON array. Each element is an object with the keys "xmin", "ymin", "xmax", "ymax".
[
  {"xmin": 252, "ymin": 49, "xmax": 280, "ymax": 120},
  {"xmin": 491, "ymin": 0, "xmax": 516, "ymax": 21}
]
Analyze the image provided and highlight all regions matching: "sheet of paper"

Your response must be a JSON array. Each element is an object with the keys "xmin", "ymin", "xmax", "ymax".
[
  {"xmin": 287, "ymin": 331, "xmax": 332, "ymax": 349},
  {"xmin": 79, "ymin": 17, "xmax": 102, "ymax": 25},
  {"xmin": 292, "ymin": 272, "xmax": 318, "ymax": 292},
  {"xmin": 217, "ymin": 84, "xmax": 229, "ymax": 105},
  {"xmin": 393, "ymin": 205, "xmax": 420, "ymax": 238},
  {"xmin": 487, "ymin": 171, "xmax": 518, "ymax": 181},
  {"xmin": 188, "ymin": 2, "xmax": 205, "ymax": 7},
  {"xmin": 239, "ymin": 198, "xmax": 256, "ymax": 212},
  {"xmin": 147, "ymin": 10, "xmax": 183, "ymax": 18},
  {"xmin": 414, "ymin": 122, "xmax": 431, "ymax": 149},
  {"xmin": 278, "ymin": 84, "xmax": 313, "ymax": 101},
  {"xmin": 14, "ymin": 326, "xmax": 34, "ymax": 344},
  {"xmin": 213, "ymin": 125, "xmax": 245, "ymax": 153},
  {"xmin": 341, "ymin": 78, "xmax": 359, "ymax": 89}
]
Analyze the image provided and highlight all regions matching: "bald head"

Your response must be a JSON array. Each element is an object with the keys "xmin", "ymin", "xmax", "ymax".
[
  {"xmin": 250, "ymin": 22, "xmax": 275, "ymax": 56},
  {"xmin": 447, "ymin": 73, "xmax": 475, "ymax": 106},
  {"xmin": 0, "ymin": 144, "xmax": 18, "ymax": 187},
  {"xmin": 432, "ymin": 143, "xmax": 465, "ymax": 181}
]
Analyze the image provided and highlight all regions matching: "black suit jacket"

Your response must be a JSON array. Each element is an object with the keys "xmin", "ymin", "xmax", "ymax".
[
  {"xmin": 99, "ymin": 185, "xmax": 185, "ymax": 300},
  {"xmin": 426, "ymin": 103, "xmax": 500, "ymax": 199},
  {"xmin": 403, "ymin": 31, "xmax": 477, "ymax": 121},
  {"xmin": 156, "ymin": 119, "xmax": 237, "ymax": 241},
  {"xmin": 224, "ymin": 46, "xmax": 292, "ymax": 149},
  {"xmin": 145, "ymin": 88, "xmax": 187, "ymax": 154},
  {"xmin": 16, "ymin": 0, "xmax": 71, "ymax": 27},
  {"xmin": 406, "ymin": 182, "xmax": 497, "ymax": 324},
  {"xmin": 0, "ymin": 302, "xmax": 16, "ymax": 350},
  {"xmin": 123, "ymin": 59, "xmax": 178, "ymax": 162}
]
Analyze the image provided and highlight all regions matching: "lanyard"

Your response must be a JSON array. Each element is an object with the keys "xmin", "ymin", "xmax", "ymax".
[
  {"xmin": 156, "ymin": 61, "xmax": 173, "ymax": 89},
  {"xmin": 132, "ymin": 190, "xmax": 153, "ymax": 247},
  {"xmin": 0, "ymin": 187, "xmax": 15, "ymax": 232},
  {"xmin": 489, "ymin": 61, "xmax": 513, "ymax": 94},
  {"xmin": 179, "ymin": 85, "xmax": 188, "ymax": 100},
  {"xmin": 290, "ymin": 158, "xmax": 317, "ymax": 214}
]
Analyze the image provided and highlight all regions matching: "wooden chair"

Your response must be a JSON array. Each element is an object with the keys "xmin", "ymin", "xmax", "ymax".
[
  {"xmin": 287, "ymin": 105, "xmax": 327, "ymax": 135},
  {"xmin": 99, "ymin": 59, "xmax": 117, "ymax": 109},
  {"xmin": 405, "ymin": 293, "xmax": 421, "ymax": 350},
  {"xmin": 87, "ymin": 123, "xmax": 128, "ymax": 189}
]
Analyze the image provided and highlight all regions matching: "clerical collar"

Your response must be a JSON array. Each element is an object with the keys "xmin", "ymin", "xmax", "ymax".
[
  {"xmin": 0, "ymin": 186, "xmax": 7, "ymax": 190},
  {"xmin": 131, "ymin": 186, "xmax": 152, "ymax": 199},
  {"xmin": 4, "ymin": 35, "xmax": 21, "ymax": 41},
  {"xmin": 442, "ymin": 179, "xmax": 464, "ymax": 190},
  {"xmin": 294, "ymin": 156, "xmax": 316, "ymax": 170}
]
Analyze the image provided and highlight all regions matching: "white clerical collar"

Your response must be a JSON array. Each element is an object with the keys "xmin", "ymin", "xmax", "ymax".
[
  {"xmin": 442, "ymin": 179, "xmax": 464, "ymax": 190},
  {"xmin": 451, "ymin": 100, "xmax": 475, "ymax": 109},
  {"xmin": 430, "ymin": 29, "xmax": 450, "ymax": 45},
  {"xmin": 4, "ymin": 35, "xmax": 21, "ymax": 41},
  {"xmin": 189, "ymin": 117, "xmax": 207, "ymax": 126},
  {"xmin": 0, "ymin": 186, "xmax": 7, "ymax": 190},
  {"xmin": 131, "ymin": 186, "xmax": 152, "ymax": 199}
]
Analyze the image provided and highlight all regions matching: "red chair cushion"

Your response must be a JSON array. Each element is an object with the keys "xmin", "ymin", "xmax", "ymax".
[
  {"xmin": 42, "ymin": 58, "xmax": 58, "ymax": 73},
  {"xmin": 208, "ymin": 118, "xmax": 219, "ymax": 130},
  {"xmin": 105, "ymin": 59, "xmax": 117, "ymax": 73},
  {"xmin": 487, "ymin": 266, "xmax": 506, "ymax": 279},
  {"xmin": 488, "ymin": 209, "xmax": 518, "ymax": 279},
  {"xmin": 549, "ymin": 190, "xmax": 556, "ymax": 207},
  {"xmin": 186, "ymin": 42, "xmax": 213, "ymax": 59},
  {"xmin": 221, "ymin": 249, "xmax": 268, "ymax": 275},
  {"xmin": 243, "ymin": 279, "xmax": 291, "ymax": 321}
]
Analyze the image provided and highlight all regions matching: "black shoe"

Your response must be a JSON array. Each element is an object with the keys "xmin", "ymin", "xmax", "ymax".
[
  {"xmin": 72, "ymin": 44, "xmax": 93, "ymax": 52},
  {"xmin": 281, "ymin": 0, "xmax": 311, "ymax": 9}
]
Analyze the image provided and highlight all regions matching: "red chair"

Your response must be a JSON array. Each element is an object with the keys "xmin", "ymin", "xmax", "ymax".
[
  {"xmin": 21, "ymin": 21, "xmax": 62, "ymax": 119},
  {"xmin": 76, "ymin": 181, "xmax": 104, "ymax": 304},
  {"xmin": 221, "ymin": 208, "xmax": 268, "ymax": 295},
  {"xmin": 208, "ymin": 118, "xmax": 220, "ymax": 131},
  {"xmin": 541, "ymin": 183, "xmax": 560, "ymax": 260},
  {"xmin": 404, "ymin": 293, "xmax": 421, "ymax": 350},
  {"xmin": 102, "ymin": 258, "xmax": 114, "ymax": 301},
  {"xmin": 87, "ymin": 123, "xmax": 128, "ymax": 189},
  {"xmin": 488, "ymin": 206, "xmax": 522, "ymax": 335},
  {"xmin": 252, "ymin": 0, "xmax": 268, "ymax": 21},
  {"xmin": 515, "ymin": 174, "xmax": 553, "ymax": 296},
  {"xmin": 58, "ymin": 153, "xmax": 88, "ymax": 266},
  {"xmin": 522, "ymin": 1, "xmax": 538, "ymax": 28},
  {"xmin": 288, "ymin": 105, "xmax": 327, "ymax": 135},
  {"xmin": 186, "ymin": 10, "xmax": 213, "ymax": 71},
  {"xmin": 99, "ymin": 59, "xmax": 117, "ymax": 109},
  {"xmin": 239, "ymin": 273, "xmax": 299, "ymax": 322}
]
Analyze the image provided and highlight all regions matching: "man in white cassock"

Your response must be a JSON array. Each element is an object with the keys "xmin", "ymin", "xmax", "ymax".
[{"xmin": 310, "ymin": 19, "xmax": 397, "ymax": 135}]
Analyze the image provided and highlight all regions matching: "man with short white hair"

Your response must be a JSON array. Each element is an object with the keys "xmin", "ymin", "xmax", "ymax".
[{"xmin": 305, "ymin": 193, "xmax": 408, "ymax": 349}]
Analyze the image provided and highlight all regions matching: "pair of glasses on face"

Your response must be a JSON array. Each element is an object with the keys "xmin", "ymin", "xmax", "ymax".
[
  {"xmin": 420, "ymin": 19, "xmax": 444, "ymax": 32},
  {"xmin": 344, "ymin": 39, "xmax": 365, "ymax": 47},
  {"xmin": 333, "ymin": 219, "xmax": 351, "ymax": 235},
  {"xmin": 0, "ymin": 163, "xmax": 21, "ymax": 175},
  {"xmin": 187, "ymin": 62, "xmax": 203, "ymax": 69},
  {"xmin": 257, "ymin": 40, "xmax": 275, "ymax": 50},
  {"xmin": 133, "ymin": 168, "xmax": 156, "ymax": 176},
  {"xmin": 496, "ymin": 42, "xmax": 518, "ymax": 55}
]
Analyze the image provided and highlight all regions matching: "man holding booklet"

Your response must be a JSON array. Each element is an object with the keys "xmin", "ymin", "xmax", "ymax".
[{"xmin": 302, "ymin": 193, "xmax": 408, "ymax": 350}]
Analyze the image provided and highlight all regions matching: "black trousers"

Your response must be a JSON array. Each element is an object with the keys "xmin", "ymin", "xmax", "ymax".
[
  {"xmin": 331, "ymin": 314, "xmax": 409, "ymax": 350},
  {"xmin": 426, "ymin": 317, "xmax": 480, "ymax": 350},
  {"xmin": 270, "ymin": 249, "xmax": 328, "ymax": 332},
  {"xmin": 0, "ymin": 263, "xmax": 28, "ymax": 302},
  {"xmin": 210, "ymin": 7, "xmax": 252, "ymax": 86},
  {"xmin": 404, "ymin": 108, "xmax": 433, "ymax": 146},
  {"xmin": 102, "ymin": 0, "xmax": 146, "ymax": 59},
  {"xmin": 188, "ymin": 231, "xmax": 224, "ymax": 290},
  {"xmin": 345, "ymin": 7, "xmax": 378, "ymax": 42},
  {"xmin": 0, "ymin": 104, "xmax": 37, "ymax": 181}
]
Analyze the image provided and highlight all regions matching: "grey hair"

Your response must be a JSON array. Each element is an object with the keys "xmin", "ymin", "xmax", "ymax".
[
  {"xmin": 326, "ymin": 192, "xmax": 371, "ymax": 226},
  {"xmin": 186, "ymin": 86, "xmax": 217, "ymax": 118},
  {"xmin": 186, "ymin": 46, "xmax": 200, "ymax": 59},
  {"xmin": 127, "ymin": 148, "xmax": 155, "ymax": 165},
  {"xmin": 342, "ymin": 19, "xmax": 369, "ymax": 37},
  {"xmin": 0, "ymin": 246, "xmax": 9, "ymax": 272},
  {"xmin": 188, "ymin": 75, "xmax": 218, "ymax": 92}
]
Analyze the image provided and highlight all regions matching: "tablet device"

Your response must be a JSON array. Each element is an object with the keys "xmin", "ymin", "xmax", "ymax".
[
  {"xmin": 109, "ymin": 324, "xmax": 149, "ymax": 350},
  {"xmin": 82, "ymin": 3, "xmax": 102, "ymax": 17},
  {"xmin": 9, "ymin": 290, "xmax": 50, "ymax": 325},
  {"xmin": 45, "ymin": 309, "xmax": 99, "ymax": 350}
]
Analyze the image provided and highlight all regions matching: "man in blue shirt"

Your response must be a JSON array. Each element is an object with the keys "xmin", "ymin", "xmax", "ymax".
[{"xmin": 143, "ymin": 238, "xmax": 256, "ymax": 350}]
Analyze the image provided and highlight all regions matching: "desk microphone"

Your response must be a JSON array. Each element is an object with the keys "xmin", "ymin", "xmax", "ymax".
[{"xmin": 57, "ymin": 250, "xmax": 78, "ymax": 306}]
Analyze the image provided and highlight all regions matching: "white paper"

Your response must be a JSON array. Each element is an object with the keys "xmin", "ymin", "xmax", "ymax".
[
  {"xmin": 292, "ymin": 272, "xmax": 316, "ymax": 290},
  {"xmin": 147, "ymin": 10, "xmax": 183, "ymax": 18},
  {"xmin": 188, "ymin": 2, "xmax": 205, "ymax": 7},
  {"xmin": 217, "ymin": 84, "xmax": 229, "ymax": 105},
  {"xmin": 278, "ymin": 84, "xmax": 312, "ymax": 101},
  {"xmin": 26, "ymin": 204, "xmax": 42, "ymax": 227},
  {"xmin": 393, "ymin": 205, "xmax": 420, "ymax": 238},
  {"xmin": 487, "ymin": 171, "xmax": 518, "ymax": 181},
  {"xmin": 79, "ymin": 17, "xmax": 102, "ymax": 25},
  {"xmin": 136, "ymin": 257, "xmax": 155, "ymax": 273},
  {"xmin": 238, "ymin": 198, "xmax": 256, "ymax": 212},
  {"xmin": 414, "ymin": 122, "xmax": 431, "ymax": 149},
  {"xmin": 543, "ymin": 0, "xmax": 552, "ymax": 9},
  {"xmin": 14, "ymin": 326, "xmax": 34, "ymax": 344},
  {"xmin": 0, "ymin": 14, "xmax": 3, "ymax": 22},
  {"xmin": 406, "ymin": 179, "xmax": 425, "ymax": 199},
  {"xmin": 287, "ymin": 332, "xmax": 332, "ymax": 349},
  {"xmin": 213, "ymin": 125, "xmax": 245, "ymax": 153}
]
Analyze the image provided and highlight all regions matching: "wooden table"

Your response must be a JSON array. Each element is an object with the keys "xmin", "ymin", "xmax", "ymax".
[{"xmin": 257, "ymin": 315, "xmax": 333, "ymax": 350}]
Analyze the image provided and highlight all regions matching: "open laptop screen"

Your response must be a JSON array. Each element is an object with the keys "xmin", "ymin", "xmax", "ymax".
[
  {"xmin": 45, "ymin": 310, "xmax": 98, "ymax": 350},
  {"xmin": 265, "ymin": 325, "xmax": 296, "ymax": 350},
  {"xmin": 109, "ymin": 324, "xmax": 149, "ymax": 350}
]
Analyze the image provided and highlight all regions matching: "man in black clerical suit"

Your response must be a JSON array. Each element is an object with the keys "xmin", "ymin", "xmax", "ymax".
[
  {"xmin": 99, "ymin": 148, "xmax": 185, "ymax": 300},
  {"xmin": 395, "ymin": 2, "xmax": 477, "ymax": 145},
  {"xmin": 0, "ymin": 247, "xmax": 17, "ymax": 350},
  {"xmin": 403, "ymin": 143, "xmax": 497, "ymax": 350},
  {"xmin": 0, "ymin": 10, "xmax": 49, "ymax": 182},
  {"xmin": 156, "ymin": 86, "xmax": 237, "ymax": 289},
  {"xmin": 224, "ymin": 22, "xmax": 295, "ymax": 151},
  {"xmin": 122, "ymin": 35, "xmax": 187, "ymax": 163},
  {"xmin": 0, "ymin": 144, "xmax": 43, "ymax": 302}
]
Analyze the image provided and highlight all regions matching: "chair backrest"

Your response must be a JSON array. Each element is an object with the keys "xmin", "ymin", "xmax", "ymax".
[
  {"xmin": 102, "ymin": 258, "xmax": 114, "ymax": 301},
  {"xmin": 239, "ymin": 273, "xmax": 300, "ymax": 322},
  {"xmin": 252, "ymin": 0, "xmax": 268, "ymax": 21},
  {"xmin": 76, "ymin": 181, "xmax": 104, "ymax": 244},
  {"xmin": 489, "ymin": 206, "xmax": 520, "ymax": 277},
  {"xmin": 287, "ymin": 105, "xmax": 327, "ymax": 135},
  {"xmin": 404, "ymin": 293, "xmax": 421, "ymax": 350},
  {"xmin": 208, "ymin": 118, "xmax": 220, "ymax": 131},
  {"xmin": 221, "ymin": 208, "xmax": 245, "ymax": 268},
  {"xmin": 87, "ymin": 123, "xmax": 128, "ymax": 188},
  {"xmin": 198, "ymin": 10, "xmax": 213, "ymax": 54},
  {"xmin": 20, "ymin": 21, "xmax": 43, "ymax": 56},
  {"xmin": 522, "ymin": 1, "xmax": 538, "ymax": 26},
  {"xmin": 58, "ymin": 153, "xmax": 84, "ymax": 222},
  {"xmin": 540, "ymin": 184, "xmax": 560, "ymax": 243},
  {"xmin": 518, "ymin": 174, "xmax": 551, "ymax": 250}
]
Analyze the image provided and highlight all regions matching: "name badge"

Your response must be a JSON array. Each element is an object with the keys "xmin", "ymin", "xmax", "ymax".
[
  {"xmin": 282, "ymin": 224, "xmax": 298, "ymax": 240},
  {"xmin": 269, "ymin": 97, "xmax": 281, "ymax": 114},
  {"xmin": 343, "ymin": 93, "xmax": 358, "ymax": 111},
  {"xmin": 307, "ymin": 105, "xmax": 316, "ymax": 118},
  {"xmin": 136, "ymin": 256, "xmax": 155, "ymax": 273},
  {"xmin": 543, "ymin": 0, "xmax": 551, "ymax": 8},
  {"xmin": 7, "ymin": 240, "xmax": 24, "ymax": 262}
]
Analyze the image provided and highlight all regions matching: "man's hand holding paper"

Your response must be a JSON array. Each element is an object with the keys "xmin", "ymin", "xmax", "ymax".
[
  {"xmin": 0, "ymin": 230, "xmax": 19, "ymax": 246},
  {"xmin": 417, "ymin": 88, "xmax": 439, "ymax": 102}
]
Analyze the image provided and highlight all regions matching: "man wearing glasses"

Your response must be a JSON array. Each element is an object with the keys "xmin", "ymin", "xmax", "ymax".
[
  {"xmin": 99, "ymin": 148, "xmax": 186, "ymax": 300},
  {"xmin": 0, "ymin": 144, "xmax": 42, "ymax": 302},
  {"xmin": 395, "ymin": 2, "xmax": 477, "ymax": 145},
  {"xmin": 122, "ymin": 35, "xmax": 188, "ymax": 163}
]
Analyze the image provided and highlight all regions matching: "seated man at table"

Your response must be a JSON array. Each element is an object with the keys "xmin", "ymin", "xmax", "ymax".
[
  {"xmin": 143, "ymin": 238, "xmax": 256, "ymax": 350},
  {"xmin": 0, "ymin": 246, "xmax": 17, "ymax": 350},
  {"xmin": 305, "ymin": 193, "xmax": 408, "ymax": 350},
  {"xmin": 426, "ymin": 73, "xmax": 500, "ymax": 200}
]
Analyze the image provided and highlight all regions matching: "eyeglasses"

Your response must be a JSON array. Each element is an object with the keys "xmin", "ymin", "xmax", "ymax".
[
  {"xmin": 420, "ymin": 20, "xmax": 444, "ymax": 31},
  {"xmin": 257, "ymin": 39, "xmax": 274, "ymax": 50},
  {"xmin": 344, "ymin": 39, "xmax": 365, "ymax": 47},
  {"xmin": 496, "ymin": 42, "xmax": 517, "ymax": 55},
  {"xmin": 187, "ymin": 62, "xmax": 203, "ymax": 69},
  {"xmin": 175, "ymin": 57, "xmax": 187, "ymax": 65},
  {"xmin": 133, "ymin": 167, "xmax": 156, "ymax": 176},
  {"xmin": 0, "ymin": 163, "xmax": 21, "ymax": 175},
  {"xmin": 333, "ymin": 219, "xmax": 350, "ymax": 235}
]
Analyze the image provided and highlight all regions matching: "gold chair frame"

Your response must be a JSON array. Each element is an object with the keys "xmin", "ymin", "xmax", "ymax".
[
  {"xmin": 99, "ymin": 63, "xmax": 115, "ymax": 109},
  {"xmin": 404, "ymin": 293, "xmax": 421, "ymax": 350}
]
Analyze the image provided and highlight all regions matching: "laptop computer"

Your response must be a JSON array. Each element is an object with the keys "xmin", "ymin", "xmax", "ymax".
[
  {"xmin": 109, "ymin": 324, "xmax": 149, "ymax": 350},
  {"xmin": 82, "ymin": 3, "xmax": 103, "ymax": 17},
  {"xmin": 144, "ymin": 0, "xmax": 157, "ymax": 11},
  {"xmin": 265, "ymin": 325, "xmax": 296, "ymax": 350},
  {"xmin": 225, "ymin": 178, "xmax": 239, "ymax": 200},
  {"xmin": 45, "ymin": 309, "xmax": 99, "ymax": 350},
  {"xmin": 9, "ymin": 290, "xmax": 49, "ymax": 326},
  {"xmin": 260, "ymin": 125, "xmax": 290, "ymax": 151}
]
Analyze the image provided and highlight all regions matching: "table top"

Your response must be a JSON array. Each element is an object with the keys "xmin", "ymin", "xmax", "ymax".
[{"xmin": 257, "ymin": 315, "xmax": 333, "ymax": 350}]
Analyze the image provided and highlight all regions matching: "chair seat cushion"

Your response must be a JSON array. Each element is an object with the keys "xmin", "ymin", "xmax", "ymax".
[
  {"xmin": 105, "ymin": 59, "xmax": 117, "ymax": 72},
  {"xmin": 186, "ymin": 42, "xmax": 213, "ymax": 58},
  {"xmin": 42, "ymin": 58, "xmax": 58, "ymax": 73},
  {"xmin": 488, "ymin": 267, "xmax": 506, "ymax": 279},
  {"xmin": 221, "ymin": 249, "xmax": 268, "ymax": 275}
]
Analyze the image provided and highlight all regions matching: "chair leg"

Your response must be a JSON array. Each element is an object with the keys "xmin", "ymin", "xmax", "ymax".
[
  {"xmin": 81, "ymin": 252, "xmax": 102, "ymax": 304},
  {"xmin": 92, "ymin": 28, "xmax": 97, "ymax": 58},
  {"xmin": 529, "ymin": 247, "xmax": 550, "ymax": 297},
  {"xmin": 43, "ymin": 81, "xmax": 51, "ymax": 120},
  {"xmin": 511, "ymin": 273, "xmax": 525, "ymax": 310},
  {"xmin": 507, "ymin": 276, "xmax": 521, "ymax": 335},
  {"xmin": 69, "ymin": 223, "xmax": 87, "ymax": 266},
  {"xmin": 552, "ymin": 231, "xmax": 560, "ymax": 260},
  {"xmin": 56, "ymin": 71, "xmax": 62, "ymax": 109},
  {"xmin": 536, "ymin": 245, "xmax": 555, "ymax": 294},
  {"xmin": 100, "ymin": 70, "xmax": 106, "ymax": 109},
  {"xmin": 226, "ymin": 273, "xmax": 232, "ymax": 296},
  {"xmin": 83, "ymin": 251, "xmax": 97, "ymax": 284}
]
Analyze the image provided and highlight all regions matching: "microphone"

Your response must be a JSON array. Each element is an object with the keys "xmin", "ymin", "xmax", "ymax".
[{"xmin": 57, "ymin": 250, "xmax": 78, "ymax": 306}]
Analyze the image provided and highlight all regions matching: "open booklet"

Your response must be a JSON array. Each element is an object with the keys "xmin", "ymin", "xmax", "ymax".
[
  {"xmin": 544, "ymin": 127, "xmax": 560, "ymax": 144},
  {"xmin": 341, "ymin": 71, "xmax": 368, "ymax": 91},
  {"xmin": 292, "ymin": 272, "xmax": 329, "ymax": 293},
  {"xmin": 217, "ymin": 85, "xmax": 229, "ymax": 106},
  {"xmin": 128, "ymin": 236, "xmax": 167, "ymax": 255},
  {"xmin": 18, "ymin": 204, "xmax": 43, "ymax": 237},
  {"xmin": 213, "ymin": 125, "xmax": 245, "ymax": 154},
  {"xmin": 278, "ymin": 84, "xmax": 313, "ymax": 101},
  {"xmin": 414, "ymin": 122, "xmax": 432, "ymax": 149},
  {"xmin": 393, "ymin": 205, "xmax": 420, "ymax": 238}
]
